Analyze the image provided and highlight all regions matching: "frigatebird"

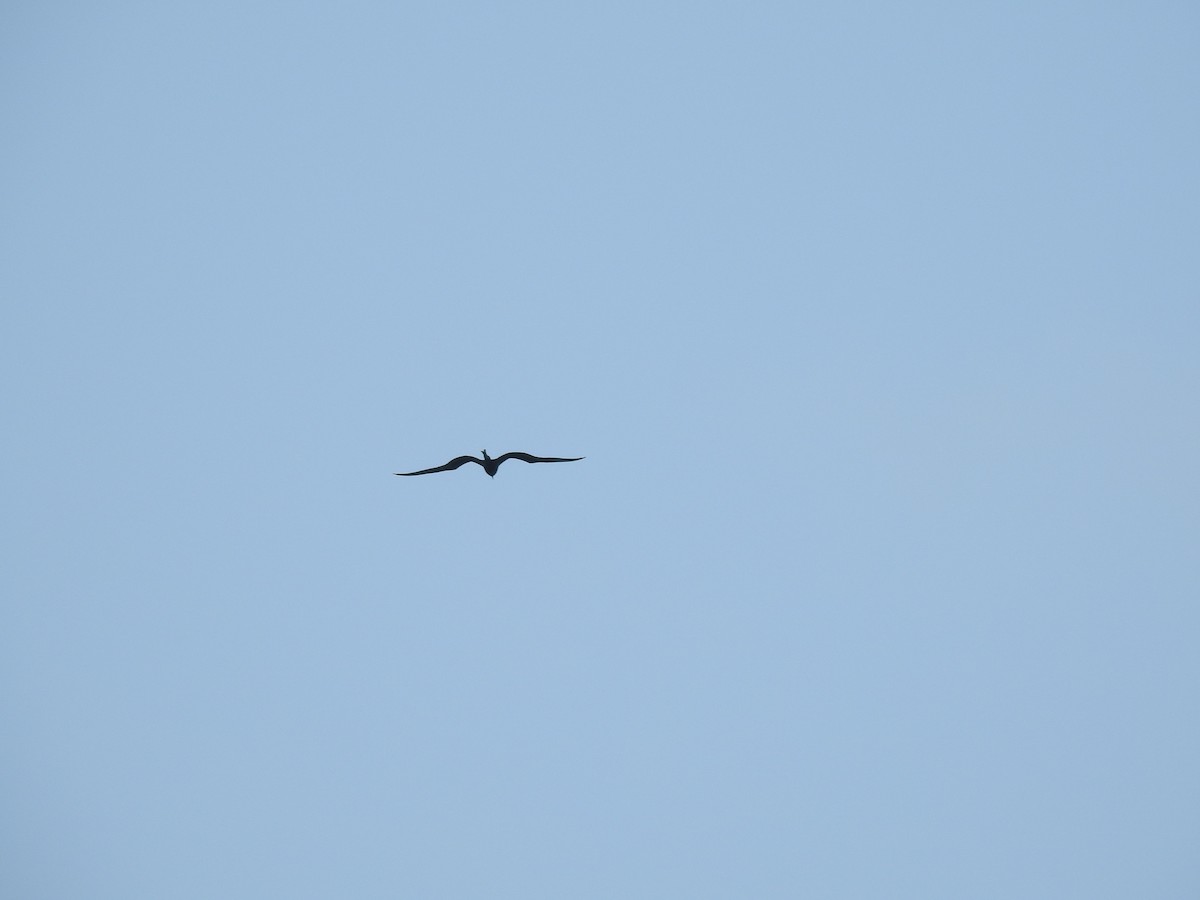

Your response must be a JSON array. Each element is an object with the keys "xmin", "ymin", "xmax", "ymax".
[{"xmin": 394, "ymin": 450, "xmax": 584, "ymax": 478}]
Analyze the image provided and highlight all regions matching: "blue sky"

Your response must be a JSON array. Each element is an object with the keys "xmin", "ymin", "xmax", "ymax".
[{"xmin": 3, "ymin": 2, "xmax": 1198, "ymax": 897}]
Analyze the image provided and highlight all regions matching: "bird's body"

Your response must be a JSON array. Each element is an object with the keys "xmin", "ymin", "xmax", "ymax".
[{"xmin": 394, "ymin": 449, "xmax": 584, "ymax": 478}]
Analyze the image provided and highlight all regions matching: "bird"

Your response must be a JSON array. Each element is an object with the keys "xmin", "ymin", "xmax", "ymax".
[{"xmin": 394, "ymin": 449, "xmax": 584, "ymax": 478}]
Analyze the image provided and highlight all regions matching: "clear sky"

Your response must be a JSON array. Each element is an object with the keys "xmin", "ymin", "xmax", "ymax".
[{"xmin": 2, "ymin": 2, "xmax": 1198, "ymax": 897}]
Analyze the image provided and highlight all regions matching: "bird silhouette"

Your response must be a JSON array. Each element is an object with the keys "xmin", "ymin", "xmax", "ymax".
[{"xmin": 394, "ymin": 449, "xmax": 584, "ymax": 478}]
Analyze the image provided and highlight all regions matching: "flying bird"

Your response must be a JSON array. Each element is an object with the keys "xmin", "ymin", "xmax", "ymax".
[{"xmin": 394, "ymin": 449, "xmax": 584, "ymax": 478}]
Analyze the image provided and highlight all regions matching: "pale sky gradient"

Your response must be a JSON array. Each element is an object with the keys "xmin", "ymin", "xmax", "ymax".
[{"xmin": 3, "ymin": 2, "xmax": 1198, "ymax": 898}]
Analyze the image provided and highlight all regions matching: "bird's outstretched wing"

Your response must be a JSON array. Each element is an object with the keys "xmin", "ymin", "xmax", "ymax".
[
  {"xmin": 394, "ymin": 456, "xmax": 482, "ymax": 476},
  {"xmin": 495, "ymin": 452, "xmax": 585, "ymax": 466}
]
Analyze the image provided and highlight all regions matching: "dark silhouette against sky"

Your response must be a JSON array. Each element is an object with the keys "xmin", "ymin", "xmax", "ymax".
[{"xmin": 395, "ymin": 450, "xmax": 584, "ymax": 478}]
